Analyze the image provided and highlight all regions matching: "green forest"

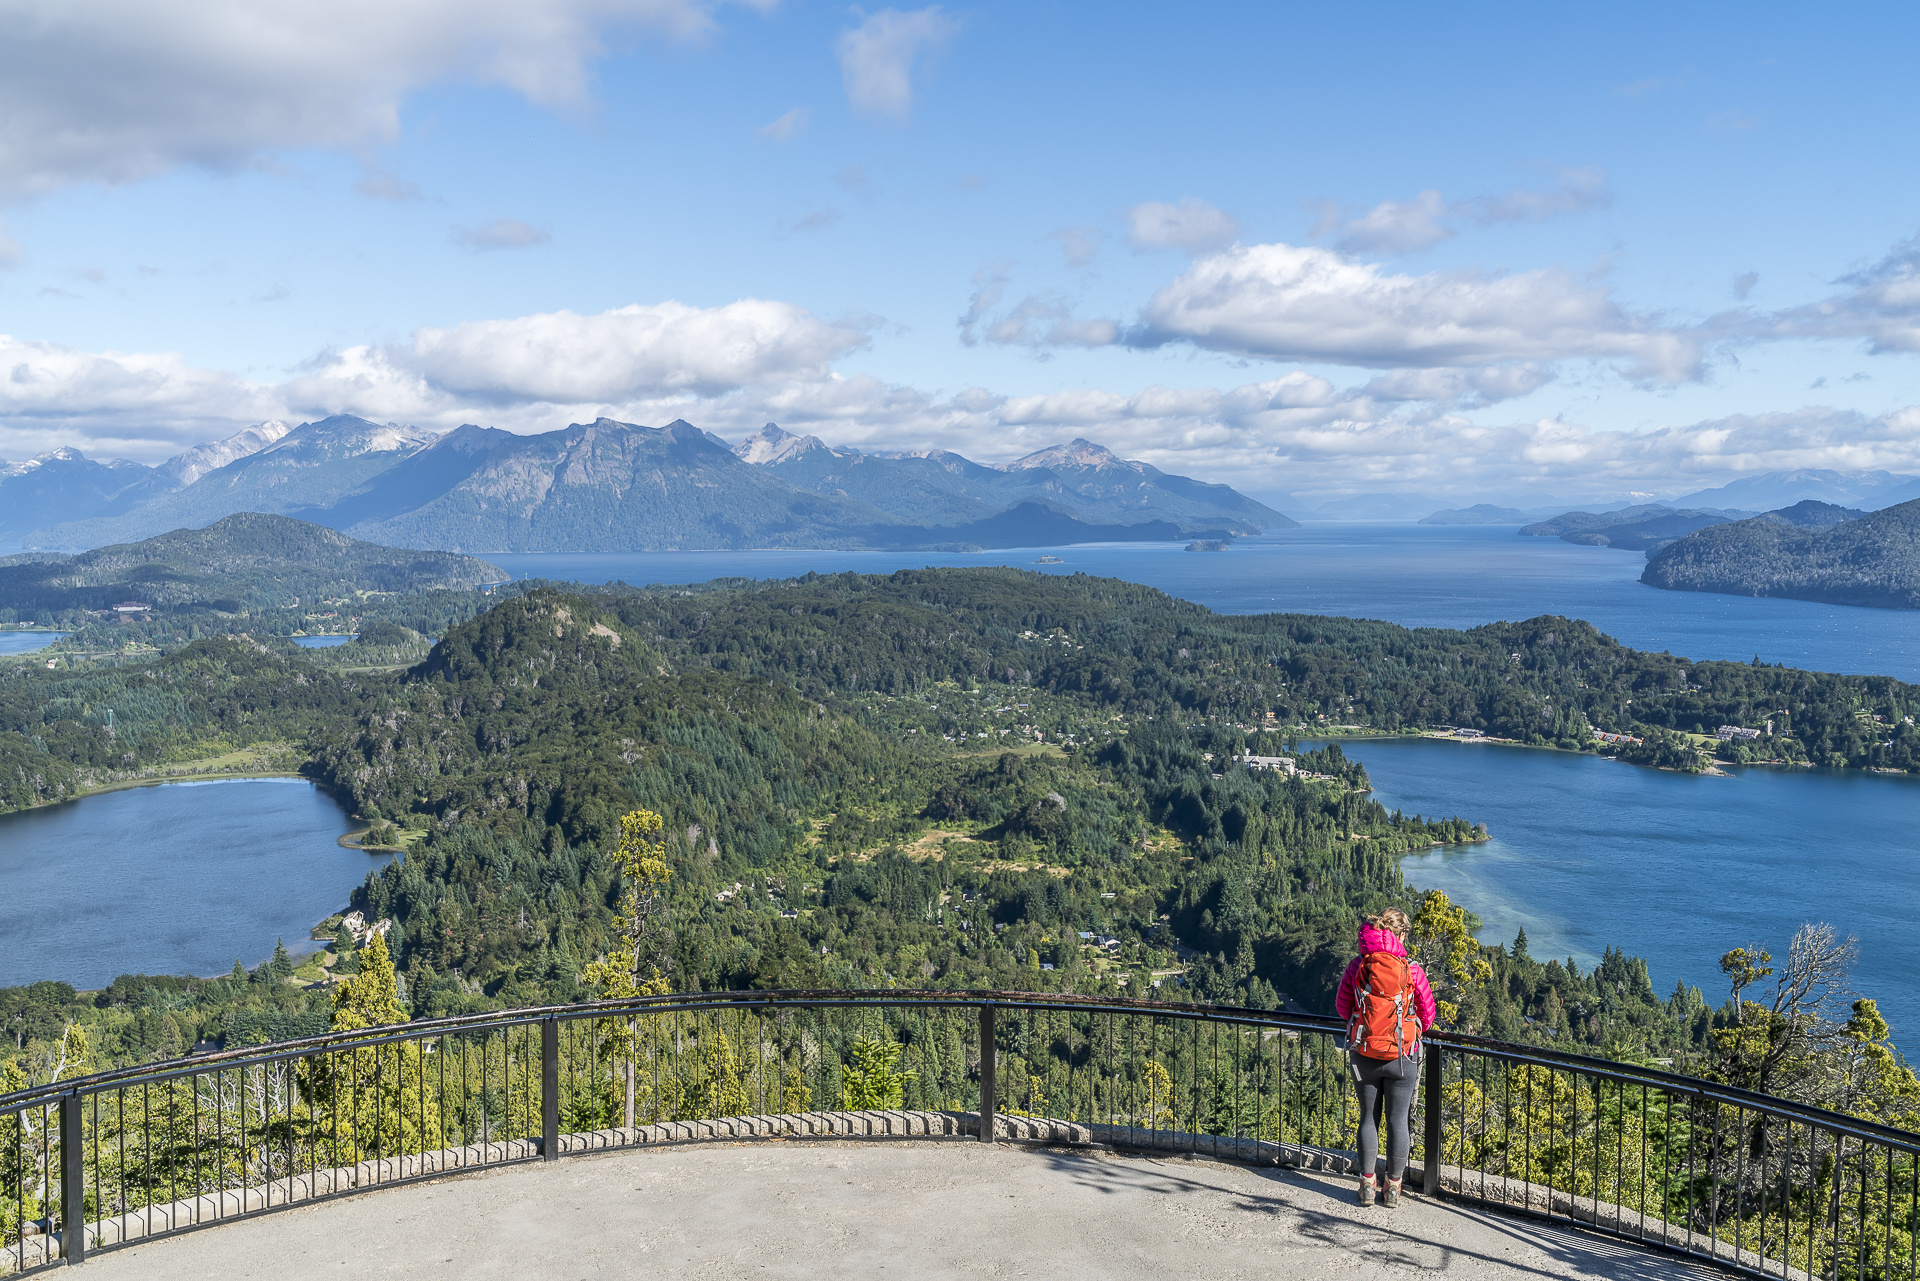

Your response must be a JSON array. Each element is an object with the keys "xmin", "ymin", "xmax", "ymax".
[{"xmin": 3, "ymin": 568, "xmax": 1916, "ymax": 1104}]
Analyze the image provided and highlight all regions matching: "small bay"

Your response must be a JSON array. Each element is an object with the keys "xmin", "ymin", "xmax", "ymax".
[
  {"xmin": 0, "ymin": 779, "xmax": 392, "ymax": 989},
  {"xmin": 0, "ymin": 631, "xmax": 67, "ymax": 655},
  {"xmin": 1331, "ymin": 737, "xmax": 1920, "ymax": 1043}
]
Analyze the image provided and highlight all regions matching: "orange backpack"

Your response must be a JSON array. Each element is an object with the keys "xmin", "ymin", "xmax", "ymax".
[{"xmin": 1347, "ymin": 950, "xmax": 1421, "ymax": 1059}]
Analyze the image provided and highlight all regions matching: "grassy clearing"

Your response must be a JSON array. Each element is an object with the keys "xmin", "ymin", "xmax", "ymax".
[{"xmin": 76, "ymin": 740, "xmax": 306, "ymax": 798}]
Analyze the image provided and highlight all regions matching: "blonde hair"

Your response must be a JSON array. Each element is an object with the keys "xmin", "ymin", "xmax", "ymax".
[{"xmin": 1370, "ymin": 908, "xmax": 1412, "ymax": 938}]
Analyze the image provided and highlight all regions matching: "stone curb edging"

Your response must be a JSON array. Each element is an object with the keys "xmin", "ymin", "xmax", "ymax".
[{"xmin": 3, "ymin": 1115, "xmax": 1807, "ymax": 1280}]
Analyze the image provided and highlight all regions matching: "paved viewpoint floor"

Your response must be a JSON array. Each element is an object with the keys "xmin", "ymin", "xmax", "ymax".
[{"xmin": 83, "ymin": 1140, "xmax": 1718, "ymax": 1280}]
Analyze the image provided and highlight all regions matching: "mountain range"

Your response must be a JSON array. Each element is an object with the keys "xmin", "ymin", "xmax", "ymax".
[
  {"xmin": 1668, "ymin": 469, "xmax": 1920, "ymax": 512},
  {"xmin": 10, "ymin": 417, "xmax": 1292, "ymax": 554},
  {"xmin": 734, "ymin": 424, "xmax": 1289, "ymax": 530}
]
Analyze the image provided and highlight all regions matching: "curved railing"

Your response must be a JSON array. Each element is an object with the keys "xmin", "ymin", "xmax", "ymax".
[{"xmin": 4, "ymin": 990, "xmax": 1914, "ymax": 1279}]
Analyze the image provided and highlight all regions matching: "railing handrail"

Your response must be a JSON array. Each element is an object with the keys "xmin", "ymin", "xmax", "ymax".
[
  {"xmin": 0, "ymin": 988, "xmax": 1336, "ymax": 1106},
  {"xmin": 6, "ymin": 986, "xmax": 1916, "ymax": 1153}
]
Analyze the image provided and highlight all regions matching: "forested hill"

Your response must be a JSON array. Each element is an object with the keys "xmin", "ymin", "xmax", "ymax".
[
  {"xmin": 6, "ymin": 568, "xmax": 1919, "ymax": 1072},
  {"xmin": 590, "ymin": 568, "xmax": 1918, "ymax": 770},
  {"xmin": 1643, "ymin": 499, "xmax": 1920, "ymax": 608},
  {"xmin": 0, "ymin": 513, "xmax": 505, "ymax": 615},
  {"xmin": 306, "ymin": 585, "xmax": 1481, "ymax": 1024}
]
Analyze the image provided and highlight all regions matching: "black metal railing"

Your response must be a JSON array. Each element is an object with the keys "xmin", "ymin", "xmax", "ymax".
[{"xmin": 4, "ymin": 991, "xmax": 1915, "ymax": 1279}]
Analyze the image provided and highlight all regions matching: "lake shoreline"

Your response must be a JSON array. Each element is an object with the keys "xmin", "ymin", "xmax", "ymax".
[
  {"xmin": 0, "ymin": 777, "xmax": 391, "ymax": 990},
  {"xmin": 1310, "ymin": 726, "xmax": 1867, "ymax": 781}
]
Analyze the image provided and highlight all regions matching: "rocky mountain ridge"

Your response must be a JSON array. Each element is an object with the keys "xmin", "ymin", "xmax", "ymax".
[{"xmin": 20, "ymin": 417, "xmax": 1285, "ymax": 553}]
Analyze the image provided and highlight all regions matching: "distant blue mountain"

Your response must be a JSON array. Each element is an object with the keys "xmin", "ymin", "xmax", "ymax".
[{"xmin": 1672, "ymin": 469, "xmax": 1920, "ymax": 512}]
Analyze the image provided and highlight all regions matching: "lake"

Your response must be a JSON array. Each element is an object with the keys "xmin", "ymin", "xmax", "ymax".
[
  {"xmin": 0, "ymin": 631, "xmax": 67, "ymax": 655},
  {"xmin": 1326, "ymin": 737, "xmax": 1920, "ymax": 1042},
  {"xmin": 485, "ymin": 523, "xmax": 1920, "ymax": 682},
  {"xmin": 293, "ymin": 635, "xmax": 354, "ymax": 648},
  {"xmin": 0, "ymin": 779, "xmax": 393, "ymax": 989}
]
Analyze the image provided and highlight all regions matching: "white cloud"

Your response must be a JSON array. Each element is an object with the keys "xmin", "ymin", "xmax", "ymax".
[
  {"xmin": 757, "ymin": 107, "xmax": 808, "ymax": 143},
  {"xmin": 1313, "ymin": 168, "xmax": 1610, "ymax": 256},
  {"xmin": 1461, "ymin": 167, "xmax": 1610, "ymax": 226},
  {"xmin": 835, "ymin": 8, "xmax": 958, "ymax": 120},
  {"xmin": 451, "ymin": 218, "xmax": 551, "ymax": 251},
  {"xmin": 1358, "ymin": 364, "xmax": 1556, "ymax": 407},
  {"xmin": 976, "ymin": 296, "xmax": 1116, "ymax": 349},
  {"xmin": 1131, "ymin": 241, "xmax": 1703, "ymax": 382},
  {"xmin": 0, "ymin": 334, "xmax": 271, "ymax": 420},
  {"xmin": 1758, "ymin": 235, "xmax": 1920, "ymax": 355},
  {"xmin": 0, "ymin": 0, "xmax": 765, "ymax": 202},
  {"xmin": 1127, "ymin": 198, "xmax": 1239, "ymax": 253},
  {"xmin": 1313, "ymin": 190, "xmax": 1451, "ymax": 255},
  {"xmin": 958, "ymin": 264, "xmax": 1117, "ymax": 350},
  {"xmin": 298, "ymin": 299, "xmax": 872, "ymax": 410}
]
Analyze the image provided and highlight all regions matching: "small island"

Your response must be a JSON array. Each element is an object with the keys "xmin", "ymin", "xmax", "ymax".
[
  {"xmin": 1032, "ymin": 555, "xmax": 1064, "ymax": 564},
  {"xmin": 1185, "ymin": 540, "xmax": 1230, "ymax": 552}
]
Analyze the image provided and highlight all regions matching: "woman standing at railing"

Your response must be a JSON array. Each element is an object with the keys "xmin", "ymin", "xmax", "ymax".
[{"xmin": 1334, "ymin": 907, "xmax": 1436, "ymax": 1209}]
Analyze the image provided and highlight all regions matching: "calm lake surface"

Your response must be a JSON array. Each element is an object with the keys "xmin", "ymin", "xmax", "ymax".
[
  {"xmin": 1339, "ymin": 738, "xmax": 1920, "ymax": 1041},
  {"xmin": 486, "ymin": 523, "xmax": 1920, "ymax": 682},
  {"xmin": 0, "ymin": 779, "xmax": 392, "ymax": 989},
  {"xmin": 0, "ymin": 631, "xmax": 67, "ymax": 655},
  {"xmin": 292, "ymin": 635, "xmax": 354, "ymax": 648}
]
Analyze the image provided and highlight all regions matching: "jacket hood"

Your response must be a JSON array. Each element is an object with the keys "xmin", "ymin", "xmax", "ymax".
[{"xmin": 1358, "ymin": 923, "xmax": 1408, "ymax": 958}]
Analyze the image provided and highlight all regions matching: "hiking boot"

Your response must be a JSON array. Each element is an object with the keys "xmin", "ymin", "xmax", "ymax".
[
  {"xmin": 1380, "ymin": 1176, "xmax": 1402, "ymax": 1208},
  {"xmin": 1357, "ymin": 1173, "xmax": 1376, "ymax": 1207}
]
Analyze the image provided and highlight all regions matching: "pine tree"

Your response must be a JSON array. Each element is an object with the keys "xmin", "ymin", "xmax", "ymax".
[
  {"xmin": 581, "ymin": 809, "xmax": 673, "ymax": 1128},
  {"xmin": 684, "ymin": 1027, "xmax": 750, "ymax": 1119},
  {"xmin": 298, "ymin": 934, "xmax": 440, "ymax": 1163}
]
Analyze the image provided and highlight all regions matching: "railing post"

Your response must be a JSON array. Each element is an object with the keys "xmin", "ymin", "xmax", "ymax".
[
  {"xmin": 1421, "ymin": 1043, "xmax": 1443, "ymax": 1197},
  {"xmin": 541, "ymin": 1018, "xmax": 560, "ymax": 1162},
  {"xmin": 60, "ymin": 1091, "xmax": 85, "ymax": 1264},
  {"xmin": 978, "ymin": 1004, "xmax": 996, "ymax": 1144}
]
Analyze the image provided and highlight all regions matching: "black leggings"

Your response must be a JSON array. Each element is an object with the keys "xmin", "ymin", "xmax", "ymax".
[{"xmin": 1350, "ymin": 1049, "xmax": 1420, "ymax": 1180}]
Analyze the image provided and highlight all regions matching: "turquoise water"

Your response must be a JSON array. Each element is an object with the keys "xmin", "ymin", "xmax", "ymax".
[
  {"xmin": 0, "ymin": 631, "xmax": 66, "ymax": 655},
  {"xmin": 293, "ymin": 635, "xmax": 353, "ymax": 648},
  {"xmin": 485, "ymin": 523, "xmax": 1920, "ymax": 681},
  {"xmin": 0, "ymin": 779, "xmax": 392, "ymax": 988},
  {"xmin": 1330, "ymin": 737, "xmax": 1920, "ymax": 1042}
]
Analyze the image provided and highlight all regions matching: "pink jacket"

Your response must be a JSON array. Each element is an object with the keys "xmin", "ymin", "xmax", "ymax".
[{"xmin": 1334, "ymin": 923, "xmax": 1438, "ymax": 1037}]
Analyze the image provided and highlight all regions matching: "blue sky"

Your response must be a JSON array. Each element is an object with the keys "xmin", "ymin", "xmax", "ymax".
[{"xmin": 1, "ymin": 1, "xmax": 1916, "ymax": 505}]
